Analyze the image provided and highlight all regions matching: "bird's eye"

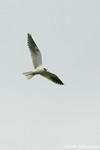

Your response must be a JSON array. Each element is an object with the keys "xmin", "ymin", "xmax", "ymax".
[{"xmin": 44, "ymin": 68, "xmax": 47, "ymax": 71}]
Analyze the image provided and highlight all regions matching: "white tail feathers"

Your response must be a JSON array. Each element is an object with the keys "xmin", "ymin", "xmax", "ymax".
[{"xmin": 23, "ymin": 71, "xmax": 35, "ymax": 79}]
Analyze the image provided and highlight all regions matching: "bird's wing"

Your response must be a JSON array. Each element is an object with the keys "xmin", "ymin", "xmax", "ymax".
[
  {"xmin": 40, "ymin": 71, "xmax": 64, "ymax": 85},
  {"xmin": 27, "ymin": 33, "xmax": 42, "ymax": 68}
]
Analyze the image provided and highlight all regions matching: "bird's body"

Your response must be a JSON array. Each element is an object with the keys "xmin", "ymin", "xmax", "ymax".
[
  {"xmin": 23, "ymin": 33, "xmax": 64, "ymax": 85},
  {"xmin": 23, "ymin": 66, "xmax": 46, "ymax": 79}
]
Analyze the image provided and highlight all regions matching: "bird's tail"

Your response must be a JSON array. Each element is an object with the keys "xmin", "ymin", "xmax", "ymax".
[{"xmin": 23, "ymin": 71, "xmax": 35, "ymax": 79}]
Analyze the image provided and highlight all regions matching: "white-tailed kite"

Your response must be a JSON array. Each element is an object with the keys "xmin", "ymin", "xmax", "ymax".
[{"xmin": 23, "ymin": 33, "xmax": 64, "ymax": 85}]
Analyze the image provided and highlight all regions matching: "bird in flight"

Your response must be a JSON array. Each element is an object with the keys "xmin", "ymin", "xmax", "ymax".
[{"xmin": 23, "ymin": 33, "xmax": 64, "ymax": 85}]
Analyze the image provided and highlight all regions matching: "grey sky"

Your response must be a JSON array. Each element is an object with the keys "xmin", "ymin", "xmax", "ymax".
[{"xmin": 0, "ymin": 0, "xmax": 100, "ymax": 150}]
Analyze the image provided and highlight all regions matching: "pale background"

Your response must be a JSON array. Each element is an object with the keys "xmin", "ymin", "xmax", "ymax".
[{"xmin": 0, "ymin": 0, "xmax": 100, "ymax": 150}]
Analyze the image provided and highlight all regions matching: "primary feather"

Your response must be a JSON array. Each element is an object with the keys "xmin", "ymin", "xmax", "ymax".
[
  {"xmin": 40, "ymin": 71, "xmax": 64, "ymax": 85},
  {"xmin": 27, "ymin": 33, "xmax": 42, "ymax": 68}
]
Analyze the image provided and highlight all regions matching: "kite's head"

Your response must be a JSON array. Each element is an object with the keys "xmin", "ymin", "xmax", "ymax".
[{"xmin": 44, "ymin": 67, "xmax": 48, "ymax": 71}]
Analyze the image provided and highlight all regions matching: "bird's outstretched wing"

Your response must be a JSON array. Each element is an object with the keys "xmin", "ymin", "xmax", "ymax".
[
  {"xmin": 27, "ymin": 33, "xmax": 42, "ymax": 68},
  {"xmin": 40, "ymin": 71, "xmax": 64, "ymax": 85}
]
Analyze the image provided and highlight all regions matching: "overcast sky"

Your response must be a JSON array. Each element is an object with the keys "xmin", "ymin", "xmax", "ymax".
[{"xmin": 0, "ymin": 0, "xmax": 100, "ymax": 150}]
